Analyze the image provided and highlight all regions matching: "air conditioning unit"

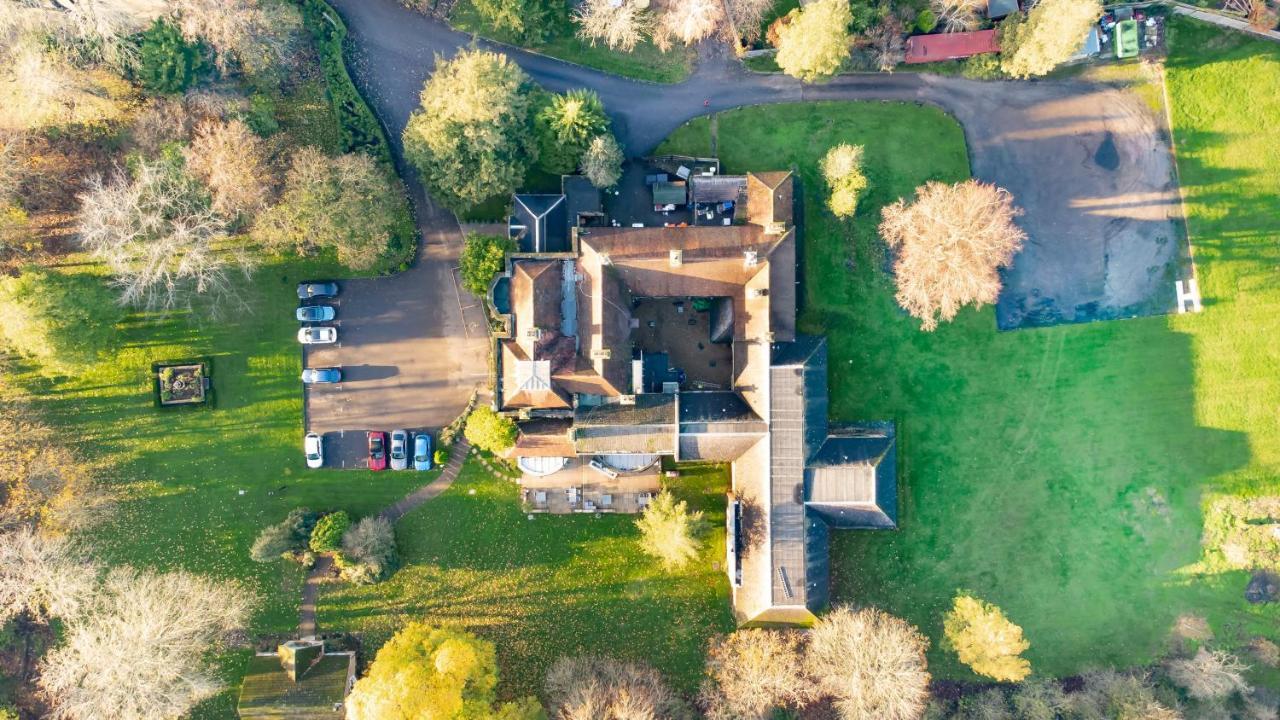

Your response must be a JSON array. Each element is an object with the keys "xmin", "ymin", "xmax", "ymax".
[
  {"xmin": 743, "ymin": 250, "xmax": 758, "ymax": 267},
  {"xmin": 749, "ymin": 288, "xmax": 769, "ymax": 298},
  {"xmin": 669, "ymin": 249, "xmax": 683, "ymax": 267},
  {"xmin": 590, "ymin": 348, "xmax": 611, "ymax": 360},
  {"xmin": 525, "ymin": 327, "xmax": 542, "ymax": 340}
]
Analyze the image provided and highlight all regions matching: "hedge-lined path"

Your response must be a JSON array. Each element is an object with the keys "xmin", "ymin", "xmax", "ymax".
[{"xmin": 298, "ymin": 439, "xmax": 471, "ymax": 635}]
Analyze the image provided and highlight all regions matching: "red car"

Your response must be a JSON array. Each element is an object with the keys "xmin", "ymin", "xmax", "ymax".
[{"xmin": 367, "ymin": 431, "xmax": 388, "ymax": 471}]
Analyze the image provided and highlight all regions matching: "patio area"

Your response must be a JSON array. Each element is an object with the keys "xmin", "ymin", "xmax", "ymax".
[{"xmin": 519, "ymin": 457, "xmax": 662, "ymax": 514}]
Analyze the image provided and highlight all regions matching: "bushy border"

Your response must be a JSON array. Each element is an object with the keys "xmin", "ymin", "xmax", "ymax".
[
  {"xmin": 295, "ymin": 0, "xmax": 416, "ymax": 273},
  {"xmin": 150, "ymin": 357, "xmax": 214, "ymax": 410}
]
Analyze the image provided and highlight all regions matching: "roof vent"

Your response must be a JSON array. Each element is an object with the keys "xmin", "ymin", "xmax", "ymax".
[
  {"xmin": 749, "ymin": 288, "xmax": 769, "ymax": 299},
  {"xmin": 765, "ymin": 221, "xmax": 786, "ymax": 235},
  {"xmin": 524, "ymin": 327, "xmax": 542, "ymax": 340},
  {"xmin": 619, "ymin": 394, "xmax": 636, "ymax": 405},
  {"xmin": 669, "ymin": 249, "xmax": 682, "ymax": 267},
  {"xmin": 744, "ymin": 250, "xmax": 758, "ymax": 267},
  {"xmin": 590, "ymin": 348, "xmax": 611, "ymax": 360}
]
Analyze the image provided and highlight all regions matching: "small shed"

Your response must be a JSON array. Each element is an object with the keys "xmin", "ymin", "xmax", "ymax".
[
  {"xmin": 238, "ymin": 639, "xmax": 356, "ymax": 719},
  {"xmin": 651, "ymin": 181, "xmax": 687, "ymax": 207},
  {"xmin": 987, "ymin": 0, "xmax": 1018, "ymax": 18},
  {"xmin": 904, "ymin": 30, "xmax": 1000, "ymax": 63}
]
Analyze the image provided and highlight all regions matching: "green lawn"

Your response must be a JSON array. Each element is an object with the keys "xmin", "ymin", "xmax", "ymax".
[
  {"xmin": 655, "ymin": 24, "xmax": 1280, "ymax": 681},
  {"xmin": 319, "ymin": 460, "xmax": 734, "ymax": 696},
  {"xmin": 449, "ymin": 0, "xmax": 694, "ymax": 83}
]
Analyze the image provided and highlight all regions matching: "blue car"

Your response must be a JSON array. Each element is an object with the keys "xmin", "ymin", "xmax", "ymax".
[
  {"xmin": 296, "ymin": 305, "xmax": 336, "ymax": 322},
  {"xmin": 413, "ymin": 433, "xmax": 433, "ymax": 471},
  {"xmin": 301, "ymin": 367, "xmax": 342, "ymax": 384}
]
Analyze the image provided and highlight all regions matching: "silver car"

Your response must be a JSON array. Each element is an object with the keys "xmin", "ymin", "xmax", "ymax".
[
  {"xmin": 297, "ymin": 327, "xmax": 337, "ymax": 345},
  {"xmin": 389, "ymin": 429, "xmax": 409, "ymax": 471}
]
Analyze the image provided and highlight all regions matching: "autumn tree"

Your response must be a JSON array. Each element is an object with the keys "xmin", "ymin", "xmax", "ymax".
[
  {"xmin": 0, "ymin": 268, "xmax": 121, "ymax": 374},
  {"xmin": 536, "ymin": 89, "xmax": 610, "ymax": 175},
  {"xmin": 40, "ymin": 567, "xmax": 252, "ymax": 720},
  {"xmin": 931, "ymin": 0, "xmax": 984, "ymax": 32},
  {"xmin": 878, "ymin": 180, "xmax": 1025, "ymax": 331},
  {"xmin": 575, "ymin": 0, "xmax": 653, "ymax": 51},
  {"xmin": 464, "ymin": 406, "xmax": 518, "ymax": 453},
  {"xmin": 78, "ymin": 156, "xmax": 254, "ymax": 313},
  {"xmin": 942, "ymin": 594, "xmax": 1031, "ymax": 682},
  {"xmin": 183, "ymin": 119, "xmax": 271, "ymax": 220},
  {"xmin": 635, "ymin": 490, "xmax": 705, "ymax": 571},
  {"xmin": 459, "ymin": 233, "xmax": 514, "ymax": 297},
  {"xmin": 253, "ymin": 147, "xmax": 404, "ymax": 271},
  {"xmin": 821, "ymin": 144, "xmax": 868, "ymax": 219},
  {"xmin": 868, "ymin": 15, "xmax": 907, "ymax": 71},
  {"xmin": 775, "ymin": 0, "xmax": 853, "ymax": 83},
  {"xmin": 546, "ymin": 655, "xmax": 691, "ymax": 720},
  {"xmin": 727, "ymin": 0, "xmax": 777, "ymax": 42},
  {"xmin": 700, "ymin": 629, "xmax": 813, "ymax": 720},
  {"xmin": 403, "ymin": 50, "xmax": 536, "ymax": 212},
  {"xmin": 1166, "ymin": 648, "xmax": 1251, "ymax": 701},
  {"xmin": 656, "ymin": 0, "xmax": 724, "ymax": 47},
  {"xmin": 581, "ymin": 134, "xmax": 625, "ymax": 189},
  {"xmin": 172, "ymin": 0, "xmax": 301, "ymax": 76},
  {"xmin": 999, "ymin": 0, "xmax": 1102, "ymax": 78},
  {"xmin": 347, "ymin": 622, "xmax": 543, "ymax": 720},
  {"xmin": 806, "ymin": 605, "xmax": 931, "ymax": 720}
]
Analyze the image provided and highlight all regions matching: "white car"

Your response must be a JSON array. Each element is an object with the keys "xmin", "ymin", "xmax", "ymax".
[
  {"xmin": 304, "ymin": 432, "xmax": 324, "ymax": 469},
  {"xmin": 389, "ymin": 429, "xmax": 409, "ymax": 471},
  {"xmin": 298, "ymin": 327, "xmax": 337, "ymax": 345}
]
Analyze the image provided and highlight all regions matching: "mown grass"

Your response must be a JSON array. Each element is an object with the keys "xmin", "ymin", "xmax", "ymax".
[
  {"xmin": 449, "ymin": 0, "xmax": 694, "ymax": 83},
  {"xmin": 320, "ymin": 460, "xmax": 734, "ymax": 696},
  {"xmin": 656, "ymin": 52, "xmax": 1280, "ymax": 683}
]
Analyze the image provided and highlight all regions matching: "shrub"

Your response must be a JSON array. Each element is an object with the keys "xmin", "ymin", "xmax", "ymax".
[
  {"xmin": 820, "ymin": 144, "xmax": 868, "ymax": 219},
  {"xmin": 961, "ymin": 54, "xmax": 1004, "ymax": 80},
  {"xmin": 242, "ymin": 93, "xmax": 279, "ymax": 136},
  {"xmin": 464, "ymin": 407, "xmax": 518, "ymax": 453},
  {"xmin": 339, "ymin": 517, "xmax": 398, "ymax": 584},
  {"xmin": 581, "ymin": 134, "xmax": 625, "ymax": 189},
  {"xmin": 309, "ymin": 511, "xmax": 351, "ymax": 553},
  {"xmin": 942, "ymin": 594, "xmax": 1031, "ymax": 682},
  {"xmin": 472, "ymin": 0, "xmax": 566, "ymax": 42},
  {"xmin": 635, "ymin": 490, "xmax": 705, "ymax": 570},
  {"xmin": 134, "ymin": 18, "xmax": 210, "ymax": 95},
  {"xmin": 250, "ymin": 508, "xmax": 319, "ymax": 562},
  {"xmin": 459, "ymin": 233, "xmax": 514, "ymax": 297},
  {"xmin": 433, "ymin": 447, "xmax": 451, "ymax": 466},
  {"xmin": 916, "ymin": 9, "xmax": 937, "ymax": 32},
  {"xmin": 1010, "ymin": 677, "xmax": 1067, "ymax": 720}
]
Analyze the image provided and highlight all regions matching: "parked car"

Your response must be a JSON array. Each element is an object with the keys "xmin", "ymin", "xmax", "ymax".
[
  {"xmin": 412, "ymin": 433, "xmax": 433, "ymax": 471},
  {"xmin": 389, "ymin": 429, "xmax": 408, "ymax": 470},
  {"xmin": 297, "ymin": 281, "xmax": 339, "ymax": 300},
  {"xmin": 367, "ymin": 431, "xmax": 387, "ymax": 471},
  {"xmin": 301, "ymin": 367, "xmax": 342, "ymax": 384},
  {"xmin": 296, "ymin": 305, "xmax": 336, "ymax": 322},
  {"xmin": 304, "ymin": 432, "xmax": 324, "ymax": 469},
  {"xmin": 298, "ymin": 327, "xmax": 337, "ymax": 345}
]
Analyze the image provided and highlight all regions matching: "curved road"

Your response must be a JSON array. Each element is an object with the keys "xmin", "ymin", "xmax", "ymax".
[{"xmin": 330, "ymin": 0, "xmax": 1183, "ymax": 344}]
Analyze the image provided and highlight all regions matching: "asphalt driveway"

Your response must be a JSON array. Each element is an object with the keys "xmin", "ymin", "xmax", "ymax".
[{"xmin": 302, "ymin": 234, "xmax": 488, "ymax": 469}]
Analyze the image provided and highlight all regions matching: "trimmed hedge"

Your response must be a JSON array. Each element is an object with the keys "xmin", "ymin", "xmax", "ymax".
[{"xmin": 295, "ymin": 0, "xmax": 416, "ymax": 273}]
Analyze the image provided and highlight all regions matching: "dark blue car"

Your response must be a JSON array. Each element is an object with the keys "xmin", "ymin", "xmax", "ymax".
[
  {"xmin": 296, "ymin": 305, "xmax": 336, "ymax": 322},
  {"xmin": 297, "ymin": 281, "xmax": 339, "ymax": 300}
]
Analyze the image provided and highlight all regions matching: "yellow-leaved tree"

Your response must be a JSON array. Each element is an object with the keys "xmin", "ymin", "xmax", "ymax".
[
  {"xmin": 999, "ymin": 0, "xmax": 1103, "ymax": 79},
  {"xmin": 347, "ymin": 622, "xmax": 544, "ymax": 720},
  {"xmin": 942, "ymin": 593, "xmax": 1032, "ymax": 682}
]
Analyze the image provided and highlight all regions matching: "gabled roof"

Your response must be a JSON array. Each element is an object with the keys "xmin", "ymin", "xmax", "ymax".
[
  {"xmin": 238, "ymin": 652, "xmax": 354, "ymax": 719},
  {"xmin": 746, "ymin": 172, "xmax": 794, "ymax": 227},
  {"xmin": 512, "ymin": 194, "xmax": 569, "ymax": 253},
  {"xmin": 514, "ymin": 418, "xmax": 575, "ymax": 457}
]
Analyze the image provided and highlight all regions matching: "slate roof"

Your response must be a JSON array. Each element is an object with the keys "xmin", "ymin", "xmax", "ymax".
[
  {"xmin": 563, "ymin": 174, "xmax": 603, "ymax": 227},
  {"xmin": 514, "ymin": 418, "xmax": 575, "ymax": 457},
  {"xmin": 237, "ymin": 653, "xmax": 353, "ymax": 719},
  {"xmin": 746, "ymin": 172, "xmax": 794, "ymax": 227},
  {"xmin": 512, "ymin": 194, "xmax": 569, "ymax": 253},
  {"xmin": 576, "ymin": 394, "xmax": 676, "ymax": 426},
  {"xmin": 806, "ymin": 425, "xmax": 898, "ymax": 529},
  {"xmin": 574, "ymin": 395, "xmax": 677, "ymax": 455},
  {"xmin": 679, "ymin": 391, "xmax": 761, "ymax": 424},
  {"xmin": 691, "ymin": 175, "xmax": 748, "ymax": 205}
]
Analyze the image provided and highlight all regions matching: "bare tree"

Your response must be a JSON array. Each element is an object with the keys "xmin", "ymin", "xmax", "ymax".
[
  {"xmin": 0, "ymin": 130, "xmax": 28, "ymax": 204},
  {"xmin": 879, "ymin": 180, "xmax": 1025, "ymax": 331},
  {"xmin": 78, "ymin": 157, "xmax": 252, "ymax": 313},
  {"xmin": 726, "ymin": 0, "xmax": 774, "ymax": 42},
  {"xmin": 805, "ymin": 605, "xmax": 931, "ymax": 720},
  {"xmin": 0, "ymin": 0, "xmax": 167, "ymax": 70},
  {"xmin": 40, "ymin": 566, "xmax": 251, "ymax": 720},
  {"xmin": 700, "ymin": 629, "xmax": 814, "ymax": 720},
  {"xmin": 574, "ymin": 0, "xmax": 653, "ymax": 52},
  {"xmin": 1070, "ymin": 670, "xmax": 1181, "ymax": 720},
  {"xmin": 868, "ymin": 15, "xmax": 907, "ymax": 72},
  {"xmin": 0, "ymin": 528, "xmax": 98, "ymax": 625},
  {"xmin": 171, "ymin": 0, "xmax": 301, "ymax": 75},
  {"xmin": 931, "ymin": 0, "xmax": 984, "ymax": 32},
  {"xmin": 1166, "ymin": 648, "xmax": 1251, "ymax": 701},
  {"xmin": 546, "ymin": 655, "xmax": 692, "ymax": 720},
  {"xmin": 655, "ymin": 0, "xmax": 723, "ymax": 48},
  {"xmin": 183, "ymin": 119, "xmax": 272, "ymax": 220}
]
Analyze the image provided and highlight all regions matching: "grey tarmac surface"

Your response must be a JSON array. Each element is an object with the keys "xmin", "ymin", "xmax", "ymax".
[{"xmin": 312, "ymin": 0, "xmax": 1185, "ymax": 450}]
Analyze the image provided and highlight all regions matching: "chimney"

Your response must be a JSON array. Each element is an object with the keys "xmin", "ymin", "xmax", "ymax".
[{"xmin": 278, "ymin": 639, "xmax": 324, "ymax": 682}]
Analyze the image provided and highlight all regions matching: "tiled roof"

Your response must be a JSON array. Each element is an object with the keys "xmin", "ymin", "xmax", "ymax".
[
  {"xmin": 575, "ymin": 394, "xmax": 676, "ymax": 426},
  {"xmin": 238, "ymin": 653, "xmax": 353, "ymax": 719}
]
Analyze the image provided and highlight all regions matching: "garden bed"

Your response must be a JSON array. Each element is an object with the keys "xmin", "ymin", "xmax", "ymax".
[{"xmin": 152, "ymin": 359, "xmax": 214, "ymax": 409}]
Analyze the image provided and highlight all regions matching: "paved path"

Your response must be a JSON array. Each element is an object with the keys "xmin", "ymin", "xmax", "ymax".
[
  {"xmin": 299, "ymin": 440, "xmax": 470, "ymax": 635},
  {"xmin": 1170, "ymin": 2, "xmax": 1280, "ymax": 42},
  {"xmin": 331, "ymin": 0, "xmax": 1186, "ymax": 328}
]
